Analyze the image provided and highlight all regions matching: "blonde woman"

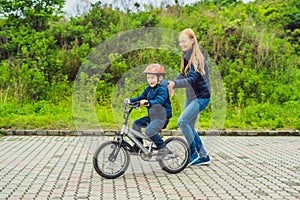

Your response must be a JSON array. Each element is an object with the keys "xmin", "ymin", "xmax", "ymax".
[{"xmin": 168, "ymin": 28, "xmax": 211, "ymax": 166}]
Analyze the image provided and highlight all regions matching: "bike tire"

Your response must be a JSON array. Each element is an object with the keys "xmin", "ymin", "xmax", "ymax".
[
  {"xmin": 159, "ymin": 137, "xmax": 190, "ymax": 174},
  {"xmin": 93, "ymin": 141, "xmax": 130, "ymax": 179}
]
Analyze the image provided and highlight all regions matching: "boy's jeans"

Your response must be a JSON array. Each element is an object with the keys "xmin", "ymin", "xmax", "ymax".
[
  {"xmin": 132, "ymin": 116, "xmax": 167, "ymax": 149},
  {"xmin": 178, "ymin": 98, "xmax": 210, "ymax": 157}
]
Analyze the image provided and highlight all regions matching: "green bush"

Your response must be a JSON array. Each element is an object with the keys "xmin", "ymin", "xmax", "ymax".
[{"xmin": 0, "ymin": 0, "xmax": 299, "ymax": 130}]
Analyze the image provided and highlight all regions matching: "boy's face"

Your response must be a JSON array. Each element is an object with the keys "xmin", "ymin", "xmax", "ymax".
[{"xmin": 147, "ymin": 74, "xmax": 162, "ymax": 88}]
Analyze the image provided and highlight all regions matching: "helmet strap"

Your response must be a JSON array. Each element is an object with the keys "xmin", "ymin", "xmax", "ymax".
[{"xmin": 157, "ymin": 75, "xmax": 163, "ymax": 84}]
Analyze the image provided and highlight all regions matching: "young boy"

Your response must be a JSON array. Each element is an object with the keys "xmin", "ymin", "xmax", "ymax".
[{"xmin": 125, "ymin": 64, "xmax": 172, "ymax": 160}]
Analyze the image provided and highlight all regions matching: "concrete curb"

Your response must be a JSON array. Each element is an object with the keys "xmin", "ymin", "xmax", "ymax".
[{"xmin": 1, "ymin": 129, "xmax": 299, "ymax": 136}]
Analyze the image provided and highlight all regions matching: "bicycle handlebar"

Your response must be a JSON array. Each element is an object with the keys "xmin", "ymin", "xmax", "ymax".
[
  {"xmin": 129, "ymin": 101, "xmax": 140, "ymax": 107},
  {"xmin": 123, "ymin": 101, "xmax": 150, "ymax": 114},
  {"xmin": 123, "ymin": 101, "xmax": 140, "ymax": 113}
]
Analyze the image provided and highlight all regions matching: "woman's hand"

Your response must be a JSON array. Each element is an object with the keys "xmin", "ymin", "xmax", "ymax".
[
  {"xmin": 168, "ymin": 81, "xmax": 175, "ymax": 88},
  {"xmin": 168, "ymin": 81, "xmax": 175, "ymax": 97},
  {"xmin": 140, "ymin": 99, "xmax": 149, "ymax": 106}
]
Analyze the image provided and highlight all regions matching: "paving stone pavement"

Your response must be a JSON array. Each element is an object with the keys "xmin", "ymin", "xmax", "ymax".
[{"xmin": 0, "ymin": 136, "xmax": 299, "ymax": 200}]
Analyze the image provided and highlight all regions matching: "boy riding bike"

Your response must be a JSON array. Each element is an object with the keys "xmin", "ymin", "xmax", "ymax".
[{"xmin": 125, "ymin": 64, "xmax": 172, "ymax": 160}]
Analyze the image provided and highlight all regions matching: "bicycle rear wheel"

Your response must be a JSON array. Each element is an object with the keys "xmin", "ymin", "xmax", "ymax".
[
  {"xmin": 159, "ymin": 137, "xmax": 190, "ymax": 174},
  {"xmin": 93, "ymin": 141, "xmax": 130, "ymax": 179}
]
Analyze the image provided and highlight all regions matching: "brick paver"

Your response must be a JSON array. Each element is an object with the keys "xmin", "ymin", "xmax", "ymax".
[{"xmin": 0, "ymin": 136, "xmax": 299, "ymax": 199}]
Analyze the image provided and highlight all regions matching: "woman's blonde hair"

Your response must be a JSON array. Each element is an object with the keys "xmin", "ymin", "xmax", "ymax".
[{"xmin": 180, "ymin": 28, "xmax": 205, "ymax": 75}]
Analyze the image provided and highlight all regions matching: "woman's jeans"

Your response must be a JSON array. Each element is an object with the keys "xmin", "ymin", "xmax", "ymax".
[
  {"xmin": 132, "ymin": 116, "xmax": 167, "ymax": 149},
  {"xmin": 178, "ymin": 98, "xmax": 210, "ymax": 157}
]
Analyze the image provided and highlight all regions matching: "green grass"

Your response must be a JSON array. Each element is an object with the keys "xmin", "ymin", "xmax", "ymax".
[
  {"xmin": 0, "ymin": 99, "xmax": 299, "ymax": 131},
  {"xmin": 224, "ymin": 101, "xmax": 300, "ymax": 131},
  {"xmin": 0, "ymin": 99, "xmax": 74, "ymax": 130}
]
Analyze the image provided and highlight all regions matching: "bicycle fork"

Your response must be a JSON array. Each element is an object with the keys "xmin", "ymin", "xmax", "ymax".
[{"xmin": 108, "ymin": 136, "xmax": 124, "ymax": 162}]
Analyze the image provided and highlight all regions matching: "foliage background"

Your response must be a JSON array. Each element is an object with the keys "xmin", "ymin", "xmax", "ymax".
[{"xmin": 0, "ymin": 0, "xmax": 299, "ymax": 130}]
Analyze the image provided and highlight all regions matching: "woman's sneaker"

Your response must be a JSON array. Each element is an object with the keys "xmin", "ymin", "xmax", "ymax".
[
  {"xmin": 193, "ymin": 155, "xmax": 211, "ymax": 165},
  {"xmin": 188, "ymin": 152, "xmax": 200, "ymax": 166}
]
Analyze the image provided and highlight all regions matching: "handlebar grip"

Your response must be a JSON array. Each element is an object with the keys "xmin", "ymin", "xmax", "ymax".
[{"xmin": 129, "ymin": 101, "xmax": 140, "ymax": 107}]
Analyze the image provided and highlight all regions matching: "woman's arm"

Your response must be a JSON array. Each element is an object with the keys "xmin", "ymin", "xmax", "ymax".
[
  {"xmin": 173, "ymin": 66, "xmax": 202, "ymax": 88},
  {"xmin": 167, "ymin": 72, "xmax": 184, "ymax": 93}
]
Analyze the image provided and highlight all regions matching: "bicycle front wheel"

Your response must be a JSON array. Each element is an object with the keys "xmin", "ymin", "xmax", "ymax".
[
  {"xmin": 93, "ymin": 141, "xmax": 130, "ymax": 179},
  {"xmin": 159, "ymin": 137, "xmax": 190, "ymax": 174}
]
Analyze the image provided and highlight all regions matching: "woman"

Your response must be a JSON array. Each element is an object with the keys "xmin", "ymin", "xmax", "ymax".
[{"xmin": 168, "ymin": 28, "xmax": 211, "ymax": 166}]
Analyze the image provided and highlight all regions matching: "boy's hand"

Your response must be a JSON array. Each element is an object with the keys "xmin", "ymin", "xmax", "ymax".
[
  {"xmin": 124, "ymin": 98, "xmax": 130, "ymax": 103},
  {"xmin": 140, "ymin": 99, "xmax": 149, "ymax": 106}
]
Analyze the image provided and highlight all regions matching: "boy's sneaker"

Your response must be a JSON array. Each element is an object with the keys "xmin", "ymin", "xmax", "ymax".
[
  {"xmin": 157, "ymin": 146, "xmax": 172, "ymax": 160},
  {"xmin": 188, "ymin": 152, "xmax": 200, "ymax": 166},
  {"xmin": 193, "ymin": 155, "xmax": 211, "ymax": 165}
]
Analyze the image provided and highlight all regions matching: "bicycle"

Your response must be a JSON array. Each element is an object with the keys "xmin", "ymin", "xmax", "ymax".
[{"xmin": 93, "ymin": 101, "xmax": 191, "ymax": 179}]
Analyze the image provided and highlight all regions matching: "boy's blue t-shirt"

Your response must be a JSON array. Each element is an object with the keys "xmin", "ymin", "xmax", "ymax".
[{"xmin": 130, "ymin": 80, "xmax": 172, "ymax": 119}]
